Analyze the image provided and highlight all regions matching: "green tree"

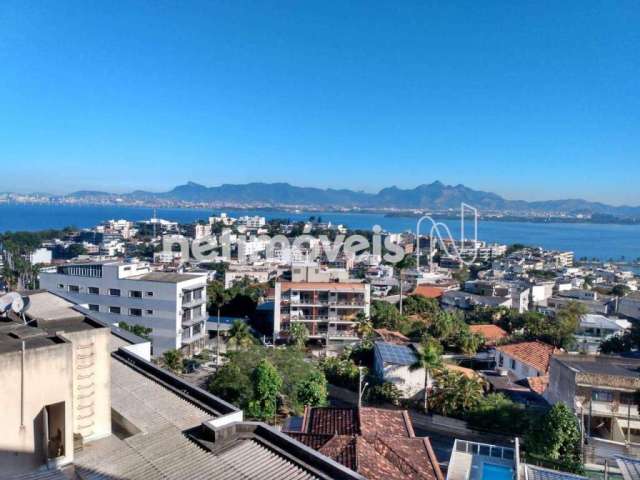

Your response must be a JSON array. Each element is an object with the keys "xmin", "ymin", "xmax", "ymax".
[
  {"xmin": 430, "ymin": 370, "xmax": 483, "ymax": 417},
  {"xmin": 402, "ymin": 295, "xmax": 440, "ymax": 318},
  {"xmin": 227, "ymin": 319, "xmax": 256, "ymax": 351},
  {"xmin": 409, "ymin": 338, "xmax": 443, "ymax": 412},
  {"xmin": 296, "ymin": 370, "xmax": 328, "ymax": 407},
  {"xmin": 162, "ymin": 349, "xmax": 182, "ymax": 373},
  {"xmin": 612, "ymin": 284, "xmax": 631, "ymax": 297},
  {"xmin": 247, "ymin": 359, "xmax": 283, "ymax": 421},
  {"xmin": 355, "ymin": 312, "xmax": 374, "ymax": 345},
  {"xmin": 370, "ymin": 300, "xmax": 403, "ymax": 330},
  {"xmin": 366, "ymin": 381, "xmax": 402, "ymax": 406},
  {"xmin": 525, "ymin": 403, "xmax": 583, "ymax": 474},
  {"xmin": 288, "ymin": 322, "xmax": 309, "ymax": 349}
]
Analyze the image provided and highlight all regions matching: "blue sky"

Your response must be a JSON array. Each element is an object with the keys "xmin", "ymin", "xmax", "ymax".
[{"xmin": 1, "ymin": 1, "xmax": 639, "ymax": 204}]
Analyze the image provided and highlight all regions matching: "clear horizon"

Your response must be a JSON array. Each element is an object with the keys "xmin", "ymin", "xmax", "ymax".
[{"xmin": 1, "ymin": 1, "xmax": 639, "ymax": 204}]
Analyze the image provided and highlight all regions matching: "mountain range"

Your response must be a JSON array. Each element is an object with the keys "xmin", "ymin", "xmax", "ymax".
[{"xmin": 51, "ymin": 181, "xmax": 639, "ymax": 217}]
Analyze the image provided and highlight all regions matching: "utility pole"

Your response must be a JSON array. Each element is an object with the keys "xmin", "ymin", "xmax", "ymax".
[
  {"xmin": 358, "ymin": 366, "xmax": 368, "ymax": 409},
  {"xmin": 216, "ymin": 306, "xmax": 221, "ymax": 368},
  {"xmin": 399, "ymin": 271, "xmax": 404, "ymax": 315}
]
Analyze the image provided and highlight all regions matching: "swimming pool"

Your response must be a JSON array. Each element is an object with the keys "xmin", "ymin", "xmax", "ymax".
[{"xmin": 481, "ymin": 463, "xmax": 513, "ymax": 480}]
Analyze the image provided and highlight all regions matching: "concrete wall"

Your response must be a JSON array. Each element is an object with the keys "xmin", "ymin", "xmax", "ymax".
[
  {"xmin": 0, "ymin": 341, "xmax": 74, "ymax": 476},
  {"xmin": 544, "ymin": 358, "xmax": 577, "ymax": 407},
  {"xmin": 60, "ymin": 327, "xmax": 111, "ymax": 442}
]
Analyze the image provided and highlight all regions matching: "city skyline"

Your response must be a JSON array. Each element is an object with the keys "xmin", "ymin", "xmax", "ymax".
[{"xmin": 1, "ymin": 1, "xmax": 639, "ymax": 203}]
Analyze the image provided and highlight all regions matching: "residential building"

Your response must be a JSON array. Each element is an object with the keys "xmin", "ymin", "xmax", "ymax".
[
  {"xmin": 446, "ymin": 438, "xmax": 587, "ymax": 480},
  {"xmin": 618, "ymin": 292, "xmax": 640, "ymax": 321},
  {"xmin": 29, "ymin": 247, "xmax": 53, "ymax": 265},
  {"xmin": 373, "ymin": 341, "xmax": 426, "ymax": 399},
  {"xmin": 0, "ymin": 291, "xmax": 112, "ymax": 476},
  {"xmin": 574, "ymin": 314, "xmax": 631, "ymax": 354},
  {"xmin": 1, "ymin": 291, "xmax": 365, "ymax": 480},
  {"xmin": 224, "ymin": 264, "xmax": 274, "ymax": 288},
  {"xmin": 495, "ymin": 340, "xmax": 558, "ymax": 380},
  {"xmin": 274, "ymin": 281, "xmax": 370, "ymax": 343},
  {"xmin": 284, "ymin": 406, "xmax": 444, "ymax": 480},
  {"xmin": 546, "ymin": 355, "xmax": 640, "ymax": 448},
  {"xmin": 237, "ymin": 215, "xmax": 266, "ymax": 229},
  {"xmin": 39, "ymin": 261, "xmax": 208, "ymax": 356},
  {"xmin": 441, "ymin": 290, "xmax": 512, "ymax": 311},
  {"xmin": 291, "ymin": 264, "xmax": 349, "ymax": 283},
  {"xmin": 469, "ymin": 324, "xmax": 508, "ymax": 346}
]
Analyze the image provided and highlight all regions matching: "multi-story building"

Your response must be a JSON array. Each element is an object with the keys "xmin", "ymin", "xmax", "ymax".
[
  {"xmin": 39, "ymin": 261, "xmax": 208, "ymax": 356},
  {"xmin": 618, "ymin": 292, "xmax": 640, "ymax": 321},
  {"xmin": 546, "ymin": 355, "xmax": 640, "ymax": 455},
  {"xmin": 274, "ymin": 280, "xmax": 370, "ymax": 343}
]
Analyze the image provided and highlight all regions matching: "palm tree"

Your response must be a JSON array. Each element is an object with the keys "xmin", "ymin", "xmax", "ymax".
[
  {"xmin": 410, "ymin": 338, "xmax": 443, "ymax": 412},
  {"xmin": 227, "ymin": 319, "xmax": 255, "ymax": 351},
  {"xmin": 355, "ymin": 312, "xmax": 374, "ymax": 344},
  {"xmin": 288, "ymin": 322, "xmax": 309, "ymax": 349},
  {"xmin": 162, "ymin": 349, "xmax": 182, "ymax": 373}
]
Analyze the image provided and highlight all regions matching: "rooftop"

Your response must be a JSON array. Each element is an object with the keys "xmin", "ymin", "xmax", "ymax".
[
  {"xmin": 375, "ymin": 341, "xmax": 417, "ymax": 367},
  {"xmin": 131, "ymin": 271, "xmax": 205, "ymax": 283},
  {"xmin": 412, "ymin": 285, "xmax": 446, "ymax": 299},
  {"xmin": 553, "ymin": 354, "xmax": 640, "ymax": 379},
  {"xmin": 281, "ymin": 282, "xmax": 366, "ymax": 292},
  {"xmin": 469, "ymin": 324, "xmax": 508, "ymax": 343},
  {"xmin": 285, "ymin": 407, "xmax": 442, "ymax": 480},
  {"xmin": 496, "ymin": 341, "xmax": 558, "ymax": 373}
]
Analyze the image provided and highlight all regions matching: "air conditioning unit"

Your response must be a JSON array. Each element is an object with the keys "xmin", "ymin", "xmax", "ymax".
[{"xmin": 496, "ymin": 368, "xmax": 509, "ymax": 377}]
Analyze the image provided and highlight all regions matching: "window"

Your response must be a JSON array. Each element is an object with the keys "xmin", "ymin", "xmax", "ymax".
[
  {"xmin": 109, "ymin": 306, "xmax": 121, "ymax": 314},
  {"xmin": 146, "ymin": 291, "xmax": 154, "ymax": 297},
  {"xmin": 89, "ymin": 304, "xmax": 100, "ymax": 312},
  {"xmin": 109, "ymin": 288, "xmax": 121, "ymax": 297},
  {"xmin": 193, "ymin": 322, "xmax": 202, "ymax": 335},
  {"xmin": 145, "ymin": 309, "xmax": 153, "ymax": 315},
  {"xmin": 88, "ymin": 286, "xmax": 99, "ymax": 295},
  {"xmin": 58, "ymin": 284, "xmax": 64, "ymax": 289},
  {"xmin": 129, "ymin": 308, "xmax": 142, "ymax": 317},
  {"xmin": 510, "ymin": 359, "xmax": 516, "ymax": 369},
  {"xmin": 621, "ymin": 393, "xmax": 636, "ymax": 405},
  {"xmin": 129, "ymin": 290, "xmax": 142, "ymax": 298},
  {"xmin": 592, "ymin": 390, "xmax": 614, "ymax": 402},
  {"xmin": 68, "ymin": 285, "xmax": 80, "ymax": 293}
]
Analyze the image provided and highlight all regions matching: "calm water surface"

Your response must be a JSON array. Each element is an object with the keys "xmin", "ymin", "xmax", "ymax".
[{"xmin": 0, "ymin": 204, "xmax": 638, "ymax": 261}]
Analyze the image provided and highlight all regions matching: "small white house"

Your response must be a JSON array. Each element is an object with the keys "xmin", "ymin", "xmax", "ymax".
[{"xmin": 373, "ymin": 341, "xmax": 428, "ymax": 399}]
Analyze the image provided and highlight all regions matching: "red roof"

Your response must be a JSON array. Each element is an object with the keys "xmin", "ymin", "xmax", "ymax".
[
  {"xmin": 285, "ymin": 407, "xmax": 443, "ymax": 480},
  {"xmin": 496, "ymin": 341, "xmax": 559, "ymax": 373},
  {"xmin": 526, "ymin": 375, "xmax": 550, "ymax": 395},
  {"xmin": 469, "ymin": 324, "xmax": 508, "ymax": 344},
  {"xmin": 374, "ymin": 328, "xmax": 410, "ymax": 345},
  {"xmin": 412, "ymin": 286, "xmax": 446, "ymax": 299}
]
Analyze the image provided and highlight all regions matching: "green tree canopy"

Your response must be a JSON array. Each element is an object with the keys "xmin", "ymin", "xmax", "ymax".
[
  {"xmin": 524, "ymin": 403, "xmax": 583, "ymax": 474},
  {"xmin": 247, "ymin": 359, "xmax": 283, "ymax": 421}
]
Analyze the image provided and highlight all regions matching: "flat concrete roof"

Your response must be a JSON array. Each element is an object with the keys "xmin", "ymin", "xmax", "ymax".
[{"xmin": 132, "ymin": 272, "xmax": 204, "ymax": 283}]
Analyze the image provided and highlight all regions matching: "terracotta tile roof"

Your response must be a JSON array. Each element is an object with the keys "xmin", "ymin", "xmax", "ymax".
[
  {"xmin": 445, "ymin": 364, "xmax": 480, "ymax": 379},
  {"xmin": 526, "ymin": 375, "xmax": 550, "ymax": 395},
  {"xmin": 359, "ymin": 407, "xmax": 415, "ymax": 438},
  {"xmin": 374, "ymin": 328, "xmax": 410, "ymax": 345},
  {"xmin": 287, "ymin": 432, "xmax": 333, "ymax": 450},
  {"xmin": 496, "ymin": 341, "xmax": 559, "ymax": 373},
  {"xmin": 285, "ymin": 407, "xmax": 443, "ymax": 480},
  {"xmin": 303, "ymin": 407, "xmax": 360, "ymax": 435},
  {"xmin": 412, "ymin": 286, "xmax": 446, "ymax": 299},
  {"xmin": 469, "ymin": 324, "xmax": 508, "ymax": 344}
]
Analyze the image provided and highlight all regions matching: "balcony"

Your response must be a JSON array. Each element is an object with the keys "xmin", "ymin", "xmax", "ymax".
[
  {"xmin": 182, "ymin": 296, "xmax": 206, "ymax": 309},
  {"xmin": 181, "ymin": 329, "xmax": 205, "ymax": 345}
]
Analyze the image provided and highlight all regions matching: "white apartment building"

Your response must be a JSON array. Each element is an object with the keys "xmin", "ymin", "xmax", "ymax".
[
  {"xmin": 237, "ymin": 215, "xmax": 266, "ymax": 229},
  {"xmin": 274, "ymin": 280, "xmax": 370, "ymax": 344},
  {"xmin": 39, "ymin": 261, "xmax": 208, "ymax": 356}
]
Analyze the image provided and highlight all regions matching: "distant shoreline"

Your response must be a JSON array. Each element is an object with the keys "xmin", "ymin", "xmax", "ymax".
[{"xmin": 1, "ymin": 201, "xmax": 639, "ymax": 226}]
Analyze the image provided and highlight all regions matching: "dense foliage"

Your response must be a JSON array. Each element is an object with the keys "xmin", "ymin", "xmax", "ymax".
[
  {"xmin": 524, "ymin": 403, "xmax": 584, "ymax": 474},
  {"xmin": 209, "ymin": 346, "xmax": 328, "ymax": 416}
]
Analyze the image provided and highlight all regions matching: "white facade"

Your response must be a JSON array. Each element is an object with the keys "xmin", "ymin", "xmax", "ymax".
[
  {"xmin": 39, "ymin": 262, "xmax": 208, "ymax": 356},
  {"xmin": 373, "ymin": 342, "xmax": 427, "ymax": 399}
]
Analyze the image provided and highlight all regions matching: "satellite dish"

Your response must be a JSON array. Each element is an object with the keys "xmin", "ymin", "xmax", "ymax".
[{"xmin": 0, "ymin": 292, "xmax": 25, "ymax": 314}]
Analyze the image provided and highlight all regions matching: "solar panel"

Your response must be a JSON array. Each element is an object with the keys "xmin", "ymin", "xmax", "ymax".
[{"xmin": 376, "ymin": 341, "xmax": 416, "ymax": 366}]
